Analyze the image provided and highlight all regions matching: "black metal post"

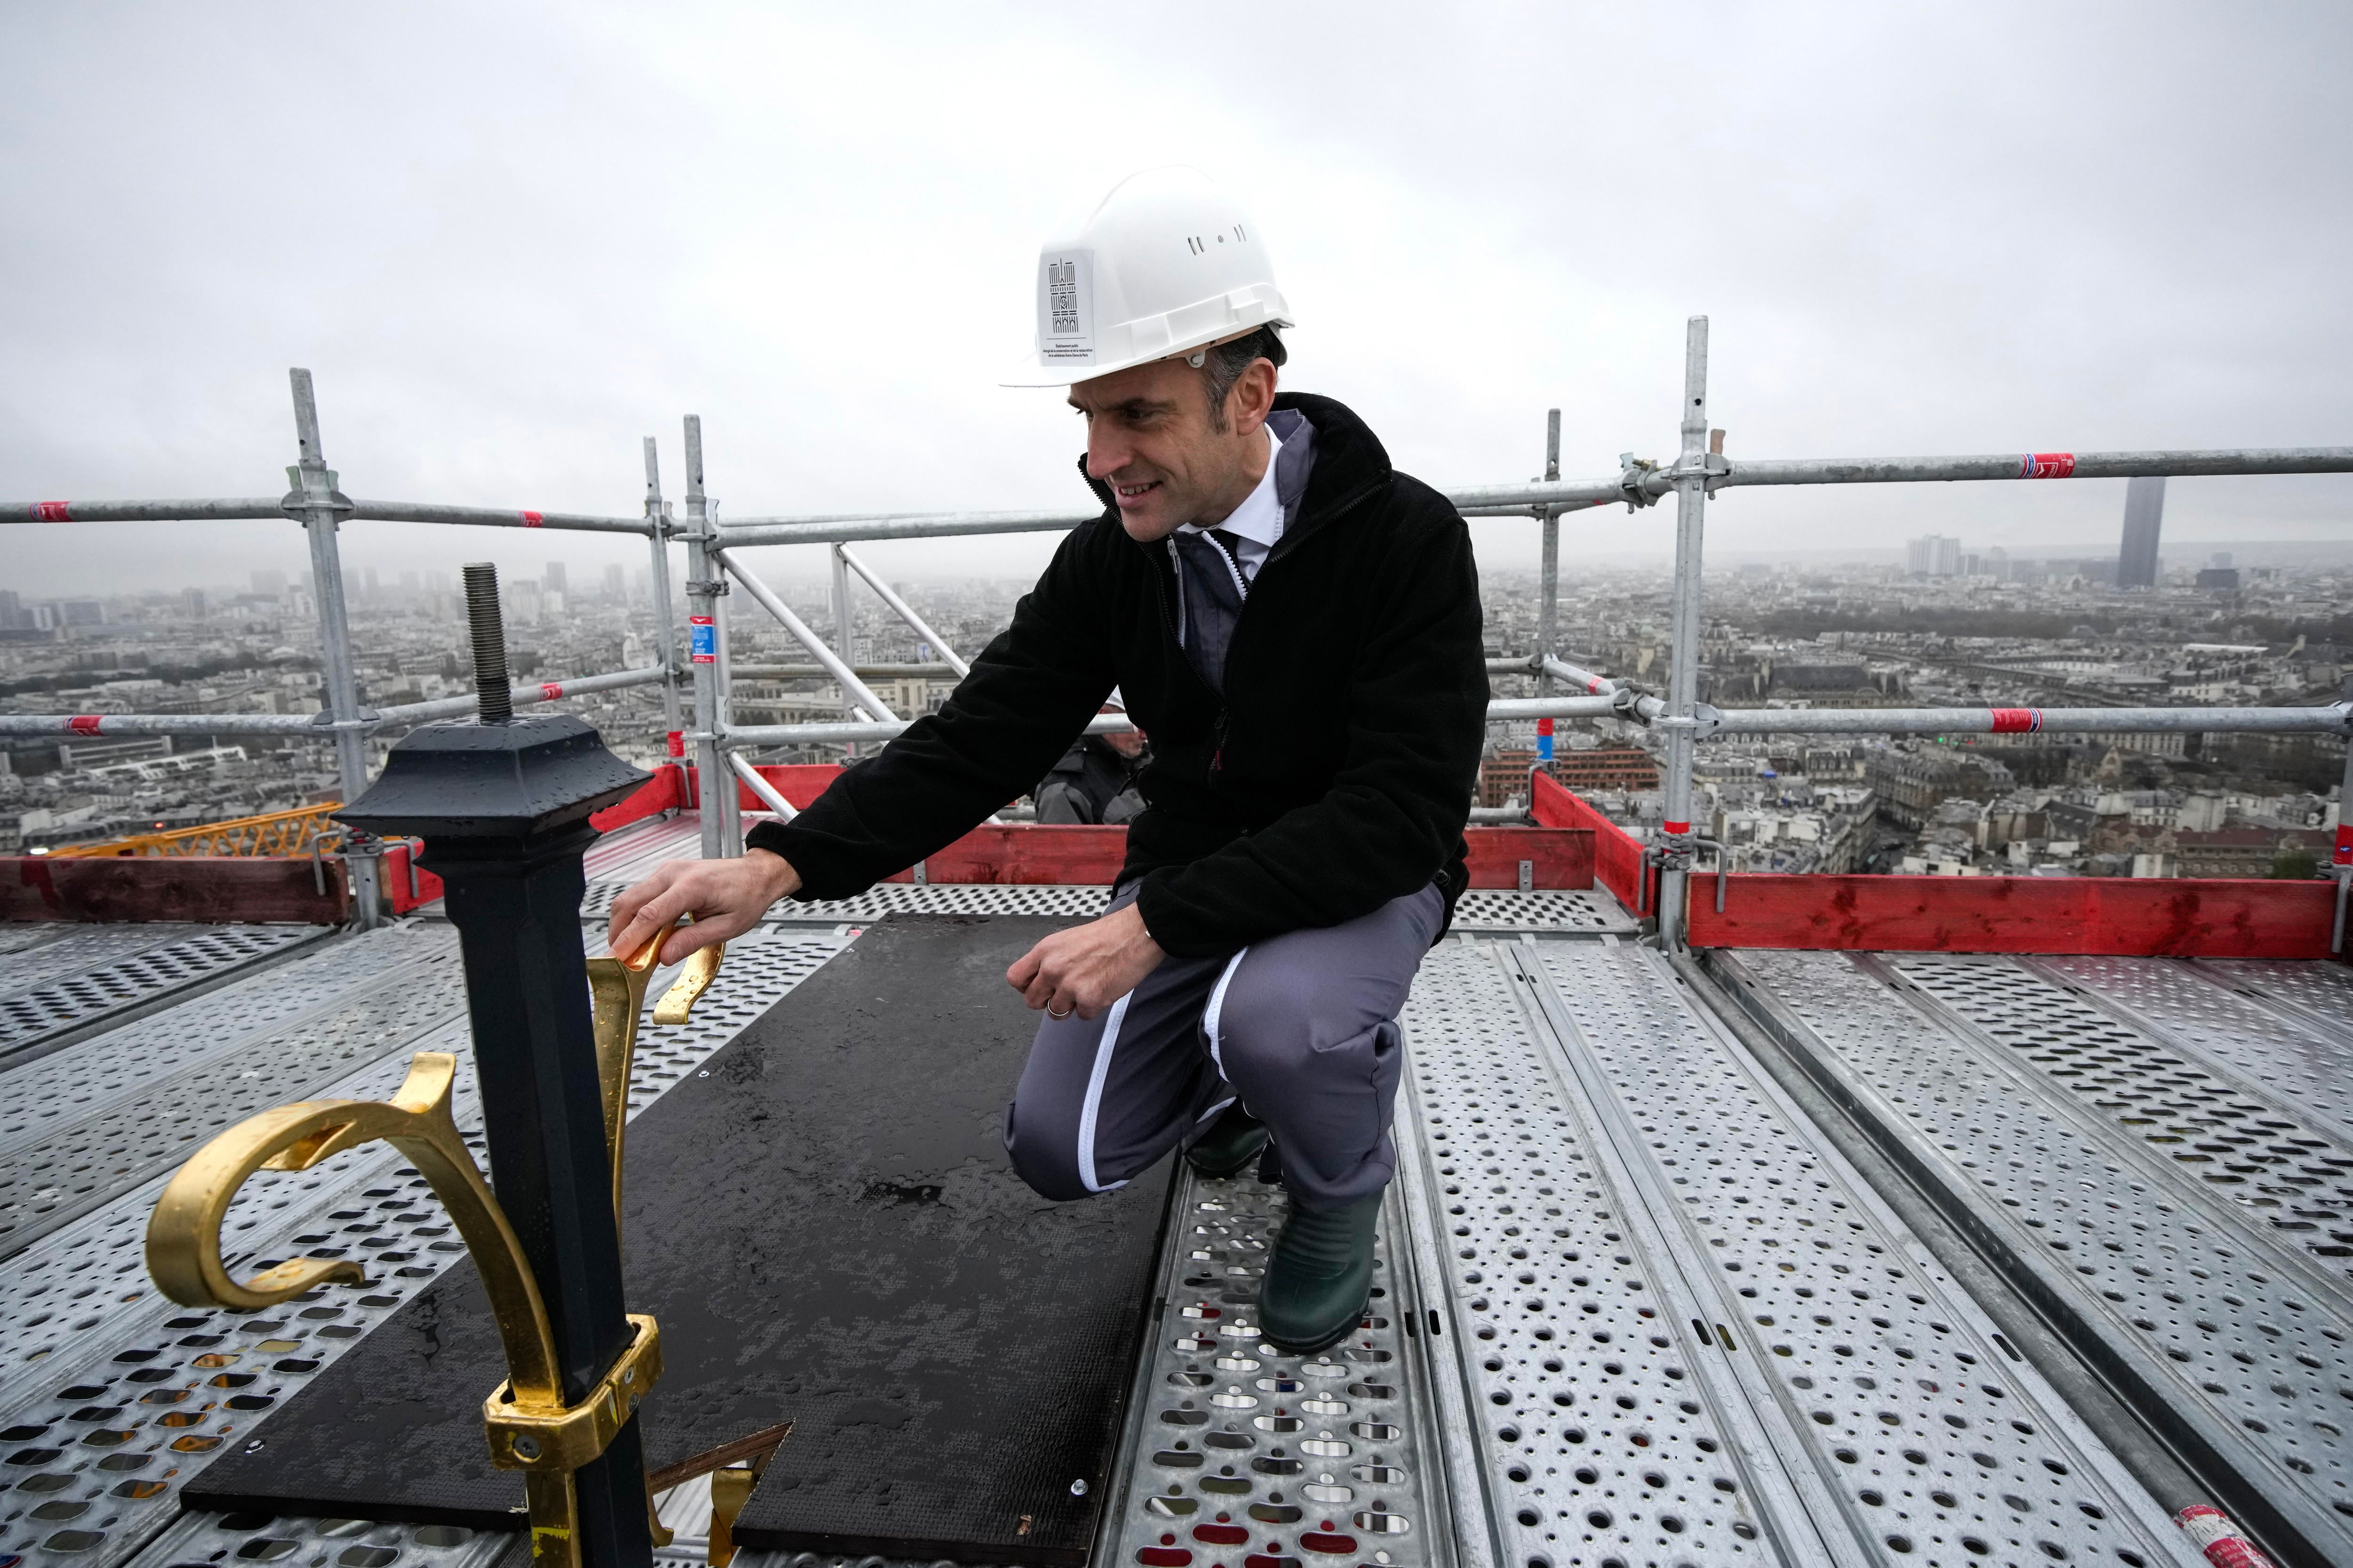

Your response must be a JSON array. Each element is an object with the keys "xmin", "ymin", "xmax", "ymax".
[{"xmin": 338, "ymin": 565, "xmax": 655, "ymax": 1568}]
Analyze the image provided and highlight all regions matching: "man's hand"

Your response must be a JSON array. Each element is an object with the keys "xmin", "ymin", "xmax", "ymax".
[
  {"xmin": 1006, "ymin": 902, "xmax": 1164, "ymax": 1021},
  {"xmin": 607, "ymin": 848, "xmax": 800, "ymax": 966}
]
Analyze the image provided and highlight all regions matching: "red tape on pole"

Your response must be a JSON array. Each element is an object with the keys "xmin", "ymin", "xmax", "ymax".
[
  {"xmin": 1663, "ymin": 819, "xmax": 1690, "ymax": 835},
  {"xmin": 519, "ymin": 510, "xmax": 544, "ymax": 527},
  {"xmin": 2019, "ymin": 452, "xmax": 2077, "ymax": 479},
  {"xmin": 2175, "ymin": 1504, "xmax": 2277, "ymax": 1568},
  {"xmin": 65, "ymin": 715, "xmax": 104, "ymax": 736},
  {"xmin": 2335, "ymin": 824, "xmax": 2353, "ymax": 867},
  {"xmin": 32, "ymin": 501, "xmax": 72, "ymax": 521},
  {"xmin": 1989, "ymin": 708, "xmax": 2044, "ymax": 733},
  {"xmin": 540, "ymin": 682, "xmax": 562, "ymax": 701}
]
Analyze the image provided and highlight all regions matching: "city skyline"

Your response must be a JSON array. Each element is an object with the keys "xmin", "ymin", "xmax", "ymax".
[{"xmin": 6, "ymin": 2, "xmax": 2351, "ymax": 593}]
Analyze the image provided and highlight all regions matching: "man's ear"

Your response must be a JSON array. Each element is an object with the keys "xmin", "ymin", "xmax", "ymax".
[{"xmin": 1230, "ymin": 358, "xmax": 1279, "ymax": 436}]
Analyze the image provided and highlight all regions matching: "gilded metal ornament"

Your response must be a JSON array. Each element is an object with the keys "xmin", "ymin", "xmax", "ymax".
[{"xmin": 144, "ymin": 920, "xmax": 725, "ymax": 1568}]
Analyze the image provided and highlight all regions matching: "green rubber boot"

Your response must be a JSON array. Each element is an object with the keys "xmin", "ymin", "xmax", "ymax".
[
  {"xmin": 1259, "ymin": 1190, "xmax": 1382, "ymax": 1356},
  {"xmin": 1185, "ymin": 1102, "xmax": 1269, "ymax": 1177}
]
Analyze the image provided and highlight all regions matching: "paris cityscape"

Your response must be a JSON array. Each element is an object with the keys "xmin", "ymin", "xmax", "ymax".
[{"xmin": 5, "ymin": 496, "xmax": 2344, "ymax": 882}]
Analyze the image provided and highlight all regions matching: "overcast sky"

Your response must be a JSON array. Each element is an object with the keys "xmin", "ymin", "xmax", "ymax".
[{"xmin": 4, "ymin": 0, "xmax": 2349, "ymax": 600}]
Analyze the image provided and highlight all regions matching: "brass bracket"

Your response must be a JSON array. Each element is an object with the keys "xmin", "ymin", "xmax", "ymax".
[{"xmin": 485, "ymin": 1314, "xmax": 664, "ymax": 1472}]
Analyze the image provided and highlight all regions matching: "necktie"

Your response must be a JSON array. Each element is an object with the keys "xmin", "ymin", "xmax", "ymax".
[{"xmin": 1171, "ymin": 531, "xmax": 1249, "ymax": 693}]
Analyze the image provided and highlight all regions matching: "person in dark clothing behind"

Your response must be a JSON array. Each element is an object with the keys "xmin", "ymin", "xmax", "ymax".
[
  {"xmin": 1035, "ymin": 711, "xmax": 1150, "ymax": 825},
  {"xmin": 608, "ymin": 166, "xmax": 1486, "ymax": 1355}
]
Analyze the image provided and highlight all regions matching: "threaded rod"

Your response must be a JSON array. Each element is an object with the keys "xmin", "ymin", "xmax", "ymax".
[{"xmin": 463, "ymin": 563, "xmax": 513, "ymax": 723}]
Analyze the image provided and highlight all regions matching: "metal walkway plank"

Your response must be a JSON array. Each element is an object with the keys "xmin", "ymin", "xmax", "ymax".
[
  {"xmin": 1397, "ymin": 938, "xmax": 1790, "ymax": 1568},
  {"xmin": 1721, "ymin": 947, "xmax": 2353, "ymax": 1565},
  {"xmin": 1524, "ymin": 943, "xmax": 2196, "ymax": 1568},
  {"xmin": 1886, "ymin": 953, "xmax": 2353, "ymax": 1293},
  {"xmin": 2036, "ymin": 955, "xmax": 2353, "ymax": 1145},
  {"xmin": 0, "ymin": 928, "xmax": 190, "ymax": 998},
  {"xmin": 2207, "ymin": 958, "xmax": 2353, "ymax": 1048},
  {"xmin": 2, "ymin": 935, "xmax": 844, "ymax": 1568},
  {"xmin": 0, "ymin": 934, "xmax": 471, "ymax": 1262},
  {"xmin": 0, "ymin": 927, "xmax": 448, "ymax": 1160},
  {"xmin": 1102, "ymin": 1168, "xmax": 1455, "ymax": 1568},
  {"xmin": 0, "ymin": 924, "xmax": 320, "ymax": 1066}
]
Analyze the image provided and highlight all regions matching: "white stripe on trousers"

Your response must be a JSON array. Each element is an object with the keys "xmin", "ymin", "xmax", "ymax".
[
  {"xmin": 1075, "ymin": 991, "xmax": 1134, "ymax": 1194},
  {"xmin": 1202, "ymin": 949, "xmax": 1249, "ymax": 1078}
]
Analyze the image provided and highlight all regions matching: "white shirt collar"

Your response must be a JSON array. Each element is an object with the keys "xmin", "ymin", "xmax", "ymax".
[{"xmin": 1180, "ymin": 424, "xmax": 1284, "ymax": 551}]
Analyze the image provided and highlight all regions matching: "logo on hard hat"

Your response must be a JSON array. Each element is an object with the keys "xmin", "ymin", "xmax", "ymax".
[{"xmin": 1039, "ymin": 252, "xmax": 1095, "ymax": 363}]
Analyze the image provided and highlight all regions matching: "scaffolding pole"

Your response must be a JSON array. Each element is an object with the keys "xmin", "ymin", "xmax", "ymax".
[
  {"xmin": 829, "ymin": 545, "xmax": 860, "ymax": 729},
  {"xmin": 372, "ymin": 666, "xmax": 670, "ymax": 725},
  {"xmin": 713, "ymin": 550, "xmax": 901, "ymax": 724},
  {"xmin": 680, "ymin": 416, "xmax": 734, "ymax": 860},
  {"xmin": 643, "ymin": 438, "xmax": 683, "ymax": 747},
  {"xmin": 1656, "ymin": 319, "xmax": 1713, "ymax": 951},
  {"xmin": 285, "ymin": 370, "xmax": 383, "ymax": 929},
  {"xmin": 1537, "ymin": 408, "xmax": 1561, "ymax": 696}
]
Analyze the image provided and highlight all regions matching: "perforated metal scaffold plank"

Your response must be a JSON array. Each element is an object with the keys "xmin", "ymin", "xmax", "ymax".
[
  {"xmin": 0, "ymin": 928, "xmax": 466, "ymax": 1261},
  {"xmin": 579, "ymin": 878, "xmax": 1120, "ymax": 925},
  {"xmin": 0, "ymin": 923, "xmax": 319, "ymax": 1063},
  {"xmin": 2041, "ymin": 954, "xmax": 2353, "ymax": 1145},
  {"xmin": 125, "ymin": 1508, "xmax": 516, "ymax": 1568},
  {"xmin": 1884, "ymin": 952, "xmax": 2353, "ymax": 1289},
  {"xmin": 1102, "ymin": 1168, "xmax": 1456, "ymax": 1568},
  {"xmin": 1398, "ymin": 939, "xmax": 1789, "ymax": 1568},
  {"xmin": 0, "ymin": 933, "xmax": 845, "ymax": 1568},
  {"xmin": 1714, "ymin": 947, "xmax": 2353, "ymax": 1566},
  {"xmin": 1528, "ymin": 943, "xmax": 2194, "ymax": 1568},
  {"xmin": 1396, "ymin": 939, "xmax": 2195, "ymax": 1568}
]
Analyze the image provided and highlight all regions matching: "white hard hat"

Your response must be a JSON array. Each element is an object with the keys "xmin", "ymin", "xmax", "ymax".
[{"xmin": 1006, "ymin": 166, "xmax": 1291, "ymax": 388}]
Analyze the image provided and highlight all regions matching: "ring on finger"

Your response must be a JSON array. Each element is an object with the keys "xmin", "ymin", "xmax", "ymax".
[{"xmin": 1047, "ymin": 1003, "xmax": 1075, "ymax": 1020}]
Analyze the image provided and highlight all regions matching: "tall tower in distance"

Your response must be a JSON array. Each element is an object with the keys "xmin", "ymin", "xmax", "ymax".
[{"xmin": 2119, "ymin": 476, "xmax": 2164, "ymax": 588}]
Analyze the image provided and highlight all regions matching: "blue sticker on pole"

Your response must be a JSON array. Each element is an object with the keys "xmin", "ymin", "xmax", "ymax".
[
  {"xmin": 690, "ymin": 615, "xmax": 716, "ymax": 664},
  {"xmin": 1537, "ymin": 733, "xmax": 1554, "ymax": 761}
]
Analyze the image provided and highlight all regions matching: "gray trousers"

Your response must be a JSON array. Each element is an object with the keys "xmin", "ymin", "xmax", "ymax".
[{"xmin": 1003, "ymin": 882, "xmax": 1445, "ymax": 1212}]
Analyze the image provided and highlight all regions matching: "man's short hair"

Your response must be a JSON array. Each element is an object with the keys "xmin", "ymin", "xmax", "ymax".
[{"xmin": 1201, "ymin": 325, "xmax": 1287, "ymax": 430}]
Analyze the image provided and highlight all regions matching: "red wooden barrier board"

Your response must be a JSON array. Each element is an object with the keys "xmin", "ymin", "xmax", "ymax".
[
  {"xmin": 1460, "ymin": 824, "xmax": 1594, "ymax": 889},
  {"xmin": 0, "ymin": 855, "xmax": 350, "ymax": 924},
  {"xmin": 901, "ymin": 824, "xmax": 1132, "ymax": 886},
  {"xmin": 1532, "ymin": 773, "xmax": 1649, "ymax": 912},
  {"xmin": 1687, "ymin": 872, "xmax": 2336, "ymax": 959}
]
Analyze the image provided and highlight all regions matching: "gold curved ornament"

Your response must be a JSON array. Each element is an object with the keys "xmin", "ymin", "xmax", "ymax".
[
  {"xmin": 144, "ymin": 919, "xmax": 728, "ymax": 1568},
  {"xmin": 144, "ymin": 1050, "xmax": 565, "ymax": 1405},
  {"xmin": 586, "ymin": 921, "xmax": 724, "ymax": 1224}
]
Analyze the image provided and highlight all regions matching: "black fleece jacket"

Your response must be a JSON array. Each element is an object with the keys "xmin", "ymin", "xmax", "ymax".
[{"xmin": 747, "ymin": 391, "xmax": 1488, "ymax": 958}]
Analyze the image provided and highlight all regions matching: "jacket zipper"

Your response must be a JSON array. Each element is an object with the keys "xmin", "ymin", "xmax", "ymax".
[{"xmin": 1149, "ymin": 540, "xmax": 1234, "ymax": 785}]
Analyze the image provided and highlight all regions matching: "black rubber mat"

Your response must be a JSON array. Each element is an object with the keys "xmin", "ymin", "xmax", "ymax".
[{"xmin": 190, "ymin": 915, "xmax": 1173, "ymax": 1565}]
